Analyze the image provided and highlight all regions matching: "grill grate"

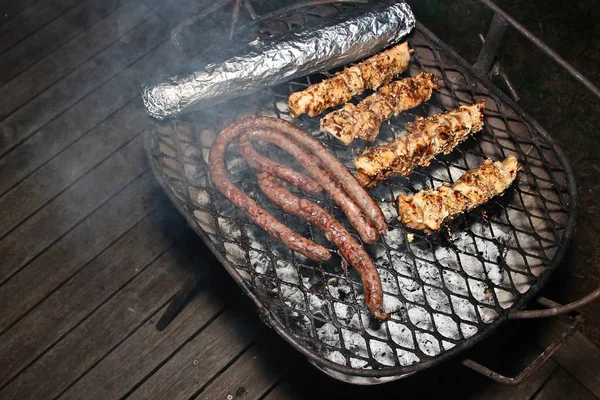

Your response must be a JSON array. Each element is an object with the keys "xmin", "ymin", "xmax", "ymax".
[{"xmin": 144, "ymin": 3, "xmax": 576, "ymax": 379}]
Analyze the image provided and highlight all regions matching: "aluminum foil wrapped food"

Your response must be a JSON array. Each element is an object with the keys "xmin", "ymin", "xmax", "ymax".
[{"xmin": 141, "ymin": 1, "xmax": 416, "ymax": 120}]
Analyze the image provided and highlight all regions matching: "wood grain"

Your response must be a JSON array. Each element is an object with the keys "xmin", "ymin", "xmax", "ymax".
[
  {"xmin": 0, "ymin": 0, "xmax": 130, "ymax": 85},
  {"xmin": 0, "ymin": 100, "xmax": 151, "ymax": 238},
  {"xmin": 0, "ymin": 208, "xmax": 173, "ymax": 388},
  {"xmin": 0, "ymin": 0, "xmax": 83, "ymax": 54},
  {"xmin": 0, "ymin": 174, "xmax": 169, "ymax": 333},
  {"xmin": 0, "ymin": 247, "xmax": 195, "ymax": 399},
  {"xmin": 0, "ymin": 134, "xmax": 147, "ymax": 283},
  {"xmin": 194, "ymin": 344, "xmax": 287, "ymax": 400},
  {"xmin": 127, "ymin": 308, "xmax": 258, "ymax": 400}
]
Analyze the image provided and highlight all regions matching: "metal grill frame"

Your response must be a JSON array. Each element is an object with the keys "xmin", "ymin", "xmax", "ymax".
[{"xmin": 143, "ymin": 4, "xmax": 577, "ymax": 379}]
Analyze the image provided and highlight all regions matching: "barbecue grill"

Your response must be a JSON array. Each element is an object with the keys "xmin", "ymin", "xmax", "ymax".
[{"xmin": 143, "ymin": 0, "xmax": 600, "ymax": 385}]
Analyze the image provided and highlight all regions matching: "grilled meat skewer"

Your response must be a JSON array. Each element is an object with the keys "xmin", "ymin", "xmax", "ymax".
[
  {"xmin": 355, "ymin": 101, "xmax": 486, "ymax": 187},
  {"xmin": 397, "ymin": 156, "xmax": 519, "ymax": 233},
  {"xmin": 321, "ymin": 72, "xmax": 440, "ymax": 144},
  {"xmin": 258, "ymin": 173, "xmax": 390, "ymax": 320},
  {"xmin": 288, "ymin": 42, "xmax": 411, "ymax": 117}
]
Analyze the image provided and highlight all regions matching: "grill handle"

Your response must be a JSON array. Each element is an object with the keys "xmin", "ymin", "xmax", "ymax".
[{"xmin": 461, "ymin": 301, "xmax": 583, "ymax": 385}]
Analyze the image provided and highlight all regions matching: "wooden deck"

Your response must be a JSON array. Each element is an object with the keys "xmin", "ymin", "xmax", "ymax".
[{"xmin": 0, "ymin": 1, "xmax": 598, "ymax": 399}]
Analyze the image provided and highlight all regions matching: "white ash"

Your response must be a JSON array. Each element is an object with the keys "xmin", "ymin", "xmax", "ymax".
[
  {"xmin": 378, "ymin": 201, "xmax": 398, "ymax": 223},
  {"xmin": 341, "ymin": 329, "xmax": 369, "ymax": 358},
  {"xmin": 468, "ymin": 279, "xmax": 494, "ymax": 306},
  {"xmin": 416, "ymin": 262, "xmax": 442, "ymax": 287},
  {"xmin": 189, "ymin": 187, "xmax": 211, "ymax": 208},
  {"xmin": 327, "ymin": 279, "xmax": 353, "ymax": 301},
  {"xmin": 510, "ymin": 271, "xmax": 532, "ymax": 294},
  {"xmin": 398, "ymin": 277, "xmax": 426, "ymax": 305},
  {"xmin": 224, "ymin": 242, "xmax": 246, "ymax": 266},
  {"xmin": 249, "ymin": 250, "xmax": 271, "ymax": 274},
  {"xmin": 408, "ymin": 305, "xmax": 434, "ymax": 332},
  {"xmin": 360, "ymin": 312, "xmax": 388, "ymax": 341},
  {"xmin": 193, "ymin": 210, "xmax": 216, "ymax": 234},
  {"xmin": 432, "ymin": 313, "xmax": 460, "ymax": 340},
  {"xmin": 384, "ymin": 228, "xmax": 405, "ymax": 250},
  {"xmin": 415, "ymin": 332, "xmax": 441, "ymax": 356},
  {"xmin": 461, "ymin": 323, "xmax": 478, "ymax": 338},
  {"xmin": 379, "ymin": 269, "xmax": 399, "ymax": 294},
  {"xmin": 434, "ymin": 246, "xmax": 460, "ymax": 271},
  {"xmin": 350, "ymin": 358, "xmax": 370, "ymax": 369},
  {"xmin": 370, "ymin": 340, "xmax": 396, "ymax": 366},
  {"xmin": 390, "ymin": 251, "xmax": 415, "ymax": 278},
  {"xmin": 424, "ymin": 286, "xmax": 452, "ymax": 313},
  {"xmin": 317, "ymin": 323, "xmax": 340, "ymax": 347},
  {"xmin": 289, "ymin": 311, "xmax": 313, "ymax": 338},
  {"xmin": 442, "ymin": 341, "xmax": 456, "ymax": 351},
  {"xmin": 275, "ymin": 100, "xmax": 289, "ymax": 113},
  {"xmin": 334, "ymin": 302, "xmax": 361, "ymax": 329},
  {"xmin": 235, "ymin": 268, "xmax": 252, "ymax": 284},
  {"xmin": 409, "ymin": 242, "xmax": 435, "ymax": 262},
  {"xmin": 281, "ymin": 284, "xmax": 306, "ymax": 311},
  {"xmin": 217, "ymin": 217, "xmax": 242, "ymax": 241},
  {"xmin": 275, "ymin": 259, "xmax": 300, "ymax": 285},
  {"xmin": 478, "ymin": 306, "xmax": 499, "ymax": 323},
  {"xmin": 396, "ymin": 349, "xmax": 420, "ymax": 366},
  {"xmin": 382, "ymin": 294, "xmax": 405, "ymax": 316},
  {"xmin": 244, "ymin": 226, "xmax": 267, "ymax": 251},
  {"xmin": 459, "ymin": 253, "xmax": 486, "ymax": 279},
  {"xmin": 494, "ymin": 288, "xmax": 516, "ymax": 309},
  {"xmin": 308, "ymin": 293, "xmax": 330, "ymax": 320},
  {"xmin": 324, "ymin": 350, "xmax": 347, "ymax": 365},
  {"xmin": 388, "ymin": 321, "xmax": 415, "ymax": 349},
  {"xmin": 484, "ymin": 262, "xmax": 504, "ymax": 287},
  {"xmin": 450, "ymin": 295, "xmax": 478, "ymax": 323},
  {"xmin": 442, "ymin": 270, "xmax": 470, "ymax": 296}
]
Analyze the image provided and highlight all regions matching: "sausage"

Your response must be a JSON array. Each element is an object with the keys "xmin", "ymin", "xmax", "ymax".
[
  {"xmin": 208, "ymin": 121, "xmax": 331, "ymax": 262},
  {"xmin": 240, "ymin": 130, "xmax": 378, "ymax": 243},
  {"xmin": 230, "ymin": 116, "xmax": 388, "ymax": 235},
  {"xmin": 257, "ymin": 172, "xmax": 390, "ymax": 320},
  {"xmin": 238, "ymin": 133, "xmax": 322, "ymax": 195}
]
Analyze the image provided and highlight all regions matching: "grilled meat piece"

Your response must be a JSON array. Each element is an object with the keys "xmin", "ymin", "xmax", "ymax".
[
  {"xmin": 397, "ymin": 156, "xmax": 519, "ymax": 233},
  {"xmin": 355, "ymin": 101, "xmax": 486, "ymax": 187},
  {"xmin": 321, "ymin": 72, "xmax": 440, "ymax": 144},
  {"xmin": 209, "ymin": 120, "xmax": 331, "ymax": 262},
  {"xmin": 239, "ymin": 130, "xmax": 378, "ymax": 243},
  {"xmin": 257, "ymin": 173, "xmax": 390, "ymax": 320},
  {"xmin": 288, "ymin": 42, "xmax": 411, "ymax": 117}
]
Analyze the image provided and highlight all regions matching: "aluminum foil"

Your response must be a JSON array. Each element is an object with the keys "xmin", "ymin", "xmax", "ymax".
[{"xmin": 142, "ymin": 1, "xmax": 416, "ymax": 120}]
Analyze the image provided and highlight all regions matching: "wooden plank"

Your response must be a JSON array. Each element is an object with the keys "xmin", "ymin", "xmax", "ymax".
[
  {"xmin": 467, "ymin": 358, "xmax": 558, "ymax": 400},
  {"xmin": 0, "ymin": 134, "xmax": 147, "ymax": 284},
  {"xmin": 0, "ymin": 99, "xmax": 151, "ymax": 238},
  {"xmin": 0, "ymin": 207, "xmax": 173, "ymax": 388},
  {"xmin": 0, "ymin": 0, "xmax": 130, "ymax": 85},
  {"xmin": 0, "ymin": 173, "xmax": 164, "ymax": 333},
  {"xmin": 126, "ymin": 309, "xmax": 258, "ymax": 400},
  {"xmin": 0, "ymin": 42, "xmax": 175, "ymax": 196},
  {"xmin": 537, "ymin": 319, "xmax": 600, "ymax": 398},
  {"xmin": 0, "ymin": 0, "xmax": 208, "ymax": 194},
  {"xmin": 0, "ymin": 0, "xmax": 82, "ymax": 54},
  {"xmin": 0, "ymin": 1, "xmax": 150, "ymax": 122},
  {"xmin": 57, "ymin": 285, "xmax": 230, "ymax": 400},
  {"xmin": 0, "ymin": 0, "xmax": 42, "ymax": 26},
  {"xmin": 0, "ymin": 247, "xmax": 195, "ymax": 399},
  {"xmin": 194, "ymin": 344, "xmax": 288, "ymax": 400},
  {"xmin": 262, "ymin": 380, "xmax": 304, "ymax": 400},
  {"xmin": 533, "ymin": 368, "xmax": 597, "ymax": 400},
  {"xmin": 0, "ymin": 9, "xmax": 164, "ymax": 156}
]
